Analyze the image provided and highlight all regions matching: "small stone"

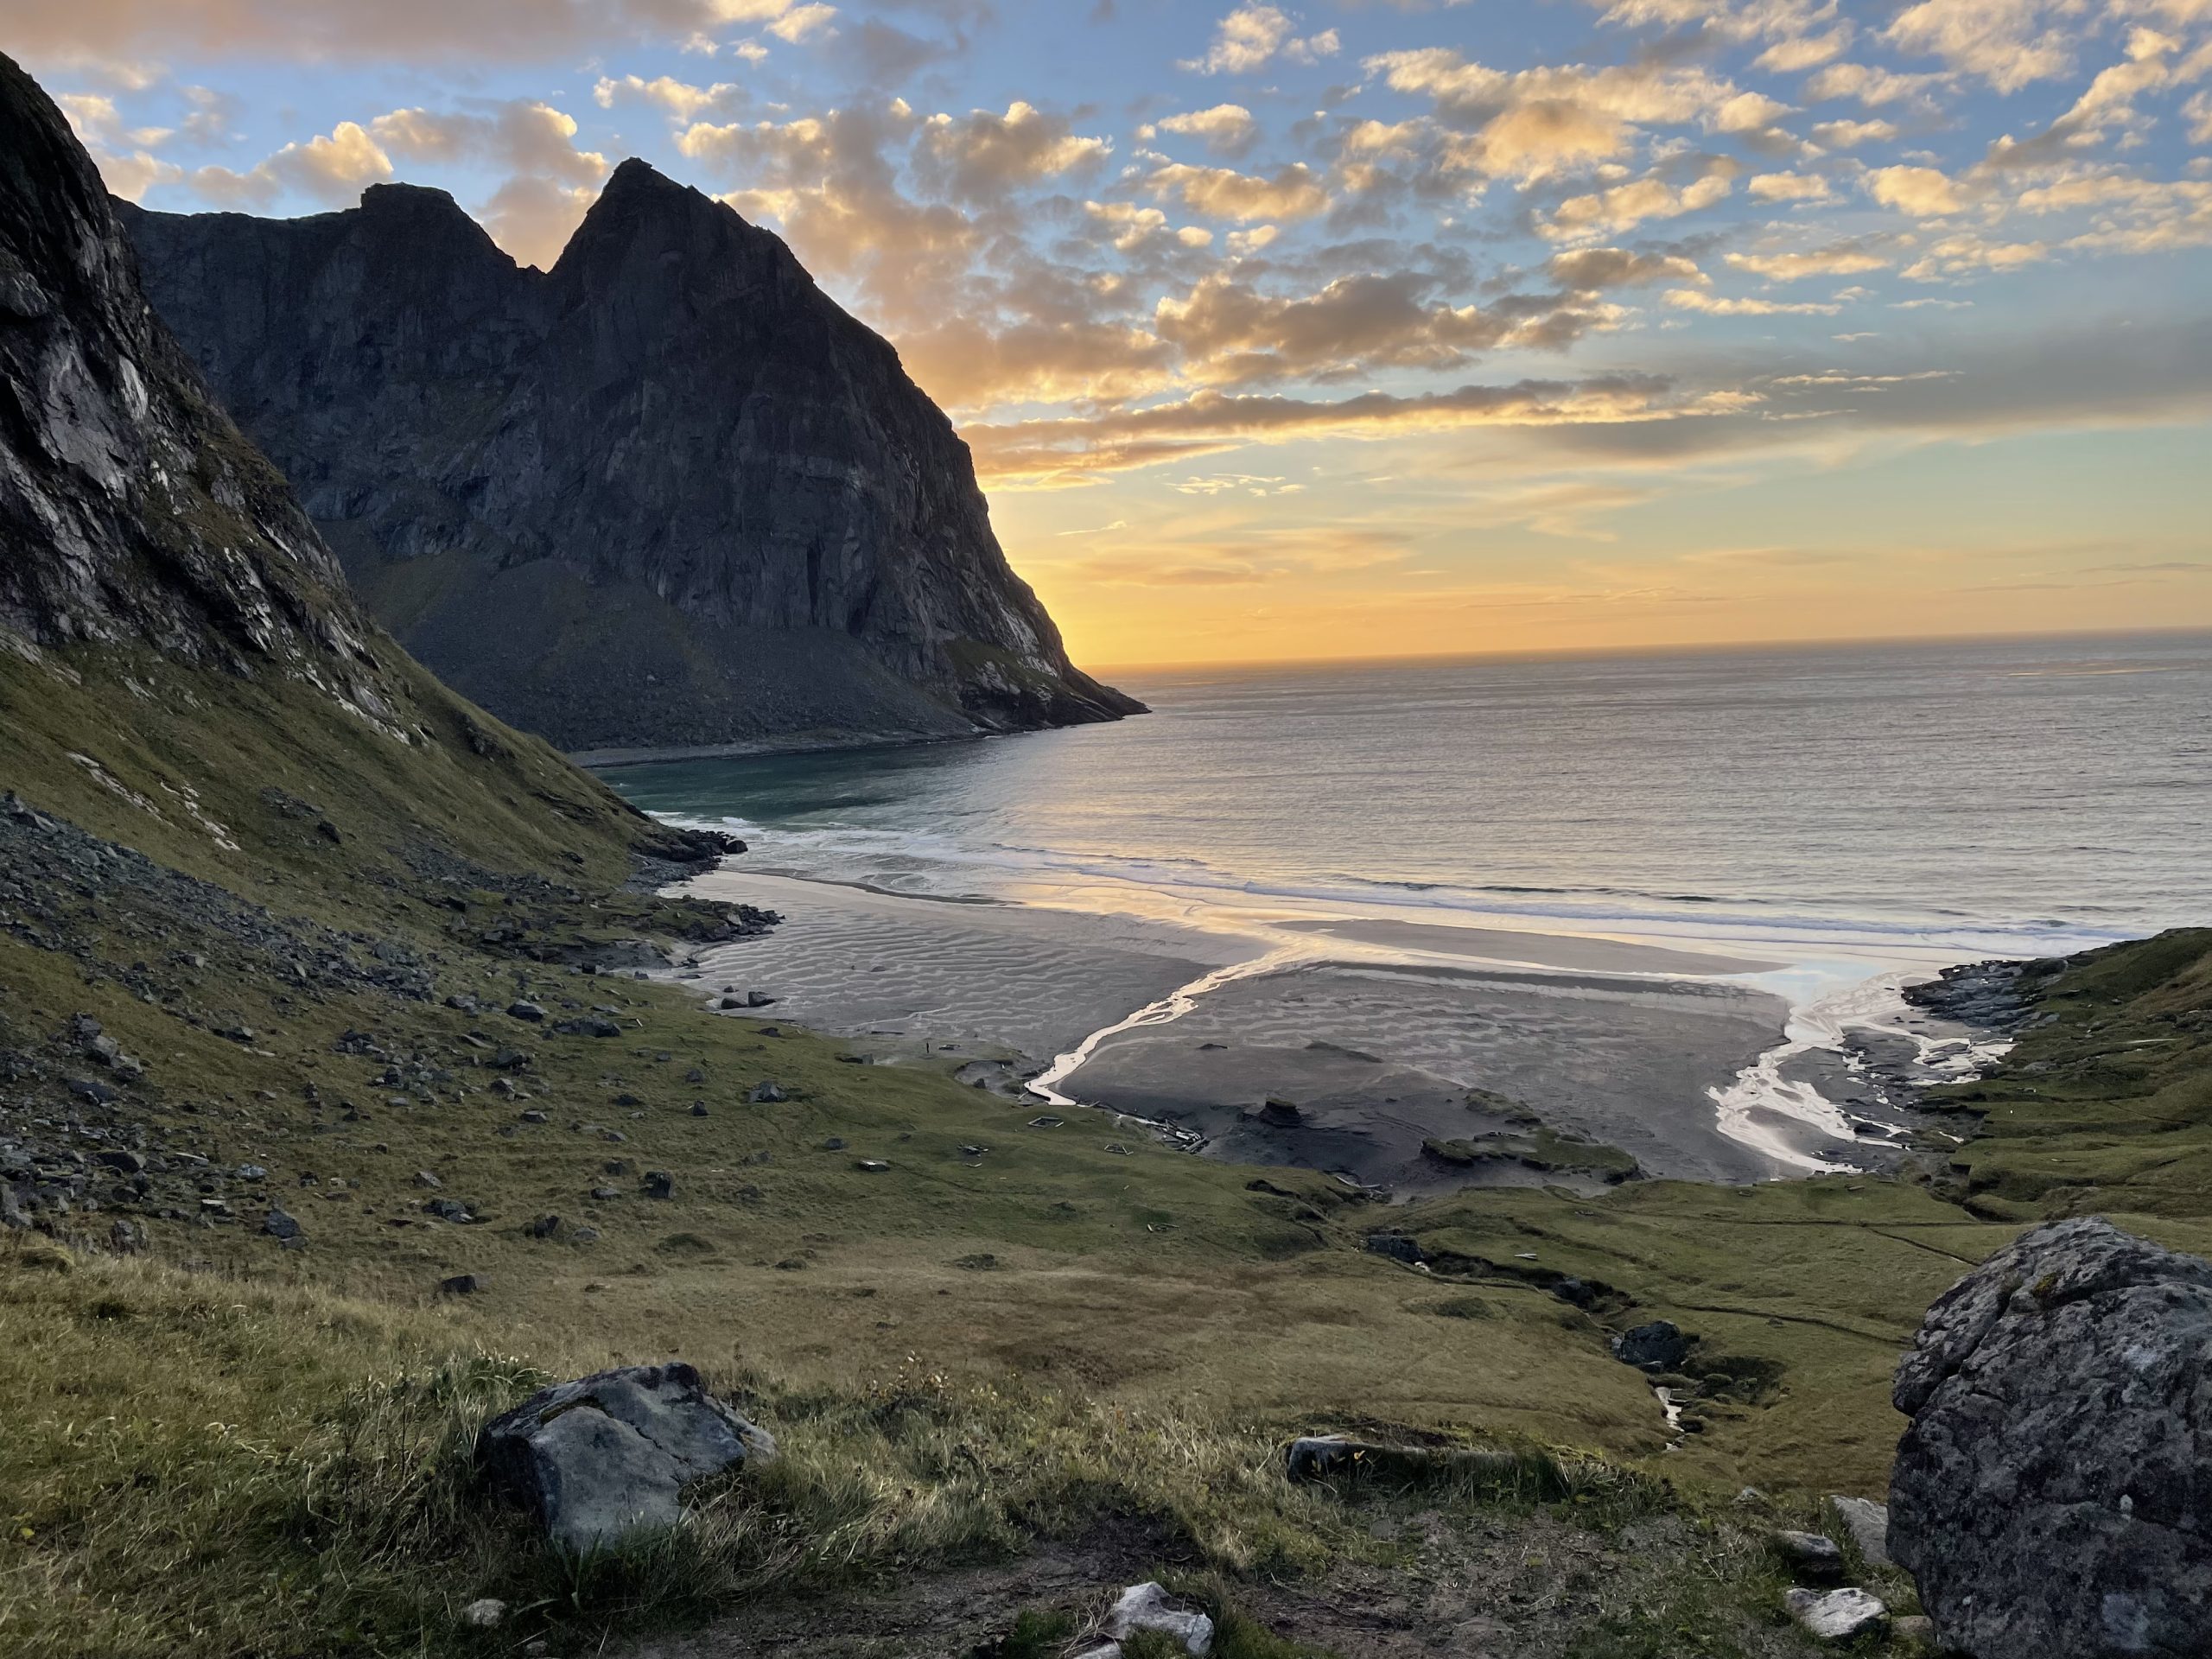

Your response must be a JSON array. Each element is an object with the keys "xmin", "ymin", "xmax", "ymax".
[
  {"xmin": 855, "ymin": 1159, "xmax": 890, "ymax": 1172},
  {"xmin": 263, "ymin": 1207, "xmax": 302, "ymax": 1241},
  {"xmin": 423, "ymin": 1198, "xmax": 474, "ymax": 1223},
  {"xmin": 1104, "ymin": 1582, "xmax": 1213, "ymax": 1656},
  {"xmin": 95, "ymin": 1148, "xmax": 146, "ymax": 1174},
  {"xmin": 1773, "ymin": 1529, "xmax": 1846, "ymax": 1580},
  {"xmin": 1891, "ymin": 1615, "xmax": 1935, "ymax": 1643},
  {"xmin": 684, "ymin": 1067, "xmax": 705, "ymax": 1084},
  {"xmin": 414, "ymin": 1170, "xmax": 442, "ymax": 1189},
  {"xmin": 519, "ymin": 1109, "xmax": 549, "ymax": 1124},
  {"xmin": 439, "ymin": 1273, "xmax": 482, "ymax": 1295},
  {"xmin": 821, "ymin": 1136, "xmax": 846, "ymax": 1151},
  {"xmin": 747, "ymin": 1081, "xmax": 785, "ymax": 1103},
  {"xmin": 507, "ymin": 1001, "xmax": 545, "ymax": 1022},
  {"xmin": 589, "ymin": 1186, "xmax": 620, "ymax": 1201},
  {"xmin": 525, "ymin": 1215, "xmax": 561, "ymax": 1239},
  {"xmin": 460, "ymin": 1598, "xmax": 505, "ymax": 1629},
  {"xmin": 690, "ymin": 1102, "xmax": 709, "ymax": 1116},
  {"xmin": 1784, "ymin": 1587, "xmax": 1886, "ymax": 1643},
  {"xmin": 642, "ymin": 1171, "xmax": 674, "ymax": 1199}
]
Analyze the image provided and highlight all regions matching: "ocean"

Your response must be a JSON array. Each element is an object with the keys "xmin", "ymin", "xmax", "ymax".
[
  {"xmin": 604, "ymin": 631, "xmax": 2212, "ymax": 1178},
  {"xmin": 607, "ymin": 632, "xmax": 2212, "ymax": 965}
]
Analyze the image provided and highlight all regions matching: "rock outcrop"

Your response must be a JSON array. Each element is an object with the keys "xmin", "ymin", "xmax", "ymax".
[
  {"xmin": 0, "ymin": 51, "xmax": 395, "ymax": 728},
  {"xmin": 118, "ymin": 163, "xmax": 1142, "ymax": 755},
  {"xmin": 477, "ymin": 1362, "xmax": 774, "ymax": 1553},
  {"xmin": 1890, "ymin": 1217, "xmax": 2212, "ymax": 1659}
]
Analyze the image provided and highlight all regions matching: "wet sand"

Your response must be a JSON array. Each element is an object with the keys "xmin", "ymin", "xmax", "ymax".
[
  {"xmin": 672, "ymin": 871, "xmax": 1794, "ymax": 1190},
  {"xmin": 1276, "ymin": 918, "xmax": 1778, "ymax": 976},
  {"xmin": 1066, "ymin": 961, "xmax": 1792, "ymax": 1191},
  {"xmin": 677, "ymin": 871, "xmax": 1233, "ymax": 1077}
]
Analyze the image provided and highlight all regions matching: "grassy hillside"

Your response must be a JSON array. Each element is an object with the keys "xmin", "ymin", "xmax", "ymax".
[{"xmin": 4, "ymin": 638, "xmax": 2209, "ymax": 1656}]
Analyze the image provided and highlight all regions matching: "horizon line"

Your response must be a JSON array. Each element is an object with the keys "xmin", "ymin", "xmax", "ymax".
[{"xmin": 1082, "ymin": 621, "xmax": 2212, "ymax": 680}]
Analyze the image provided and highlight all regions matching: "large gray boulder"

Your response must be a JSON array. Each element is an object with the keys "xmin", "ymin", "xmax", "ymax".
[
  {"xmin": 476, "ymin": 1362, "xmax": 774, "ymax": 1553},
  {"xmin": 1890, "ymin": 1218, "xmax": 2212, "ymax": 1658}
]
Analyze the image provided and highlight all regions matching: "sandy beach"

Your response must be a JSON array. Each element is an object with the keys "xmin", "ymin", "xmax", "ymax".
[{"xmin": 675, "ymin": 869, "xmax": 1806, "ymax": 1191}]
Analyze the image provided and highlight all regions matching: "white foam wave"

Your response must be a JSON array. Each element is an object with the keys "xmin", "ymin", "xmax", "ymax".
[{"xmin": 650, "ymin": 810, "xmax": 2126, "ymax": 967}]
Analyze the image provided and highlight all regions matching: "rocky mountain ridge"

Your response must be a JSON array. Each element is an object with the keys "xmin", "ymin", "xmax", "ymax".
[
  {"xmin": 0, "ymin": 53, "xmax": 397, "ymax": 733},
  {"xmin": 120, "ymin": 162, "xmax": 1141, "ymax": 756}
]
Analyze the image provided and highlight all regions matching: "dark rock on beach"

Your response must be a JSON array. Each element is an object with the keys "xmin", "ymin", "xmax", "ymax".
[
  {"xmin": 1903, "ymin": 956, "xmax": 2048, "ymax": 1035},
  {"xmin": 1890, "ymin": 1217, "xmax": 2212, "ymax": 1659}
]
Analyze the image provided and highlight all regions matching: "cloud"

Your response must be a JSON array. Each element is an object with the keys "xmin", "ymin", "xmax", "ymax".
[
  {"xmin": 1084, "ymin": 200, "xmax": 1213, "ymax": 251},
  {"xmin": 1364, "ymin": 49, "xmax": 1753, "ymax": 179},
  {"xmin": 1541, "ymin": 167, "xmax": 1737, "ymax": 238},
  {"xmin": 1153, "ymin": 270, "xmax": 1611, "ymax": 386},
  {"xmin": 766, "ymin": 3, "xmax": 837, "ymax": 43},
  {"xmin": 1545, "ymin": 247, "xmax": 1708, "ymax": 288},
  {"xmin": 1754, "ymin": 29, "xmax": 1853, "ymax": 73},
  {"xmin": 55, "ymin": 89, "xmax": 179, "ymax": 201},
  {"xmin": 188, "ymin": 118, "xmax": 393, "ymax": 209},
  {"xmin": 1901, "ymin": 232, "xmax": 2053, "ymax": 279},
  {"xmin": 1748, "ymin": 171, "xmax": 1830, "ymax": 200},
  {"xmin": 593, "ymin": 74, "xmax": 747, "ymax": 122},
  {"xmin": 1808, "ymin": 118, "xmax": 1898, "ymax": 148},
  {"xmin": 480, "ymin": 175, "xmax": 599, "ymax": 269},
  {"xmin": 1867, "ymin": 163, "xmax": 1967, "ymax": 216},
  {"xmin": 1726, "ymin": 239, "xmax": 1891, "ymax": 279},
  {"xmin": 919, "ymin": 102, "xmax": 1110, "ymax": 200},
  {"xmin": 1147, "ymin": 160, "xmax": 1330, "ymax": 219},
  {"xmin": 1664, "ymin": 288, "xmax": 1842, "ymax": 315},
  {"xmin": 1882, "ymin": 0, "xmax": 2078, "ymax": 92},
  {"xmin": 368, "ymin": 100, "xmax": 607, "ymax": 187},
  {"xmin": 968, "ymin": 372, "xmax": 1715, "ymax": 485},
  {"xmin": 3, "ymin": 0, "xmax": 838, "ymax": 61},
  {"xmin": 1181, "ymin": 4, "xmax": 1339, "ymax": 75},
  {"xmin": 1802, "ymin": 61, "xmax": 1952, "ymax": 105},
  {"xmin": 1146, "ymin": 104, "xmax": 1260, "ymax": 158}
]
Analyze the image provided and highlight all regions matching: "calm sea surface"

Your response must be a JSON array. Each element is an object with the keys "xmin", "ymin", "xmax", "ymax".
[{"xmin": 602, "ymin": 632, "xmax": 2212, "ymax": 976}]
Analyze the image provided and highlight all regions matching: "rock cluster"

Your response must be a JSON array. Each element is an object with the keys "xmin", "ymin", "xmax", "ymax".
[{"xmin": 1890, "ymin": 1217, "xmax": 2212, "ymax": 1659}]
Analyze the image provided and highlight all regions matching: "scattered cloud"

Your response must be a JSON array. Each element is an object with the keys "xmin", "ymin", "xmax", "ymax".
[
  {"xmin": 1145, "ymin": 104, "xmax": 1260, "ymax": 158},
  {"xmin": 1147, "ymin": 160, "xmax": 1330, "ymax": 220},
  {"xmin": 1181, "ymin": 5, "xmax": 1339, "ymax": 75}
]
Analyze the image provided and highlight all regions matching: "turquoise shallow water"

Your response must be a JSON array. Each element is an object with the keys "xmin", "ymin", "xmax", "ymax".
[{"xmin": 601, "ymin": 630, "xmax": 2212, "ymax": 971}]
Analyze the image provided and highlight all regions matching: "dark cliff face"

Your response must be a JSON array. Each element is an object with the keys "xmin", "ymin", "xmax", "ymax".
[
  {"xmin": 0, "ymin": 53, "xmax": 396, "ymax": 726},
  {"xmin": 120, "ymin": 160, "xmax": 1143, "ymax": 755}
]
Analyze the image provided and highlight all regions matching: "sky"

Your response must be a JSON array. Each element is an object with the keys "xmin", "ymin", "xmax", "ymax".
[{"xmin": 10, "ymin": 0, "xmax": 2212, "ymax": 669}]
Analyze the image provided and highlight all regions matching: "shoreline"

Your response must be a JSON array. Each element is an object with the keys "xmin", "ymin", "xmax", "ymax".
[
  {"xmin": 660, "ymin": 867, "xmax": 1995, "ymax": 1193},
  {"xmin": 575, "ymin": 728, "xmax": 984, "ymax": 769}
]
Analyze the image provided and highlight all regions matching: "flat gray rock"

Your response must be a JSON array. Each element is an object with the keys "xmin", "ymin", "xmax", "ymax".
[
  {"xmin": 1784, "ymin": 1587, "xmax": 1886, "ymax": 1642},
  {"xmin": 1891, "ymin": 1217, "xmax": 2212, "ymax": 1659},
  {"xmin": 477, "ymin": 1362, "xmax": 774, "ymax": 1554},
  {"xmin": 1827, "ymin": 1494, "xmax": 1891, "ymax": 1569}
]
